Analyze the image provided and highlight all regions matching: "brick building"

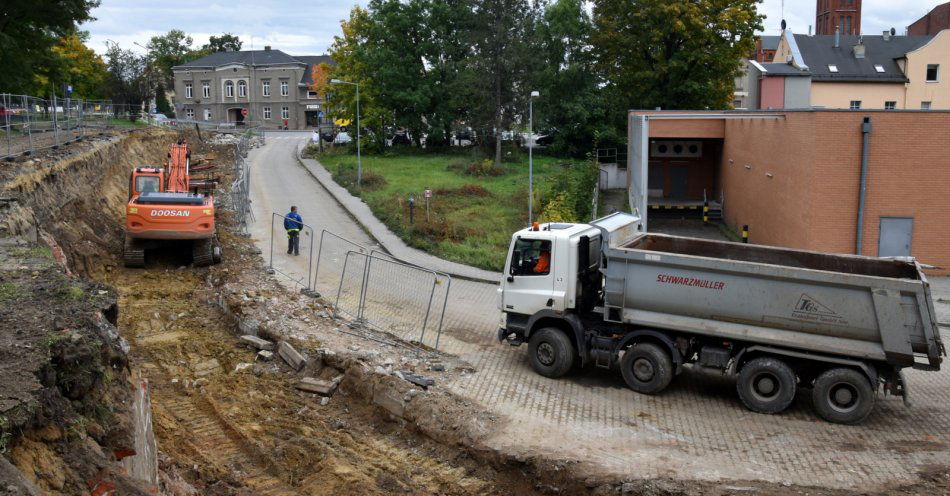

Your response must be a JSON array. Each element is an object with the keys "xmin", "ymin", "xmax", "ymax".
[
  {"xmin": 627, "ymin": 110, "xmax": 950, "ymax": 274},
  {"xmin": 816, "ymin": 0, "xmax": 861, "ymax": 35},
  {"xmin": 908, "ymin": 2, "xmax": 950, "ymax": 36}
]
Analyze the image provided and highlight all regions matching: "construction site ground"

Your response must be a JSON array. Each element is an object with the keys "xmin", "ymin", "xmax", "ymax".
[
  {"xmin": 1, "ymin": 129, "xmax": 949, "ymax": 495},
  {"xmin": 252, "ymin": 132, "xmax": 950, "ymax": 494}
]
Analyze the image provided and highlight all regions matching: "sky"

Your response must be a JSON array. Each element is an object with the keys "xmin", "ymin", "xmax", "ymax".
[{"xmin": 84, "ymin": 0, "xmax": 948, "ymax": 56}]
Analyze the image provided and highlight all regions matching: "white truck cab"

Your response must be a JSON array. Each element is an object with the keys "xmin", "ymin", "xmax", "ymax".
[{"xmin": 498, "ymin": 222, "xmax": 602, "ymax": 340}]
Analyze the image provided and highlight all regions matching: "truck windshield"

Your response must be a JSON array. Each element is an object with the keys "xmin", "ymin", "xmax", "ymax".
[
  {"xmin": 136, "ymin": 176, "xmax": 160, "ymax": 194},
  {"xmin": 511, "ymin": 239, "xmax": 551, "ymax": 276}
]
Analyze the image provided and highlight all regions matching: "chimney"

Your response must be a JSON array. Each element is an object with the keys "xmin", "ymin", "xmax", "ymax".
[
  {"xmin": 808, "ymin": 25, "xmax": 812, "ymax": 36},
  {"xmin": 853, "ymin": 38, "xmax": 865, "ymax": 58},
  {"xmin": 883, "ymin": 30, "xmax": 890, "ymax": 41},
  {"xmin": 264, "ymin": 45, "xmax": 272, "ymax": 51},
  {"xmin": 834, "ymin": 26, "xmax": 840, "ymax": 48}
]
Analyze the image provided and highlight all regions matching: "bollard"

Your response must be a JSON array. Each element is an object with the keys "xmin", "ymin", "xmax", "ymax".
[
  {"xmin": 408, "ymin": 195, "xmax": 415, "ymax": 225},
  {"xmin": 703, "ymin": 201, "xmax": 709, "ymax": 225},
  {"xmin": 742, "ymin": 225, "xmax": 749, "ymax": 244}
]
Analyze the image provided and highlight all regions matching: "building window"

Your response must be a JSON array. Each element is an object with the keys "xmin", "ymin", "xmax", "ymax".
[
  {"xmin": 238, "ymin": 80, "xmax": 247, "ymax": 97},
  {"xmin": 921, "ymin": 101, "xmax": 932, "ymax": 110},
  {"xmin": 828, "ymin": 64, "xmax": 838, "ymax": 73},
  {"xmin": 204, "ymin": 108, "xmax": 212, "ymax": 121},
  {"xmin": 884, "ymin": 101, "xmax": 896, "ymax": 110},
  {"xmin": 307, "ymin": 90, "xmax": 318, "ymax": 99},
  {"xmin": 280, "ymin": 80, "xmax": 289, "ymax": 96},
  {"xmin": 185, "ymin": 108, "xmax": 194, "ymax": 119},
  {"xmin": 849, "ymin": 100, "xmax": 861, "ymax": 110},
  {"xmin": 225, "ymin": 80, "xmax": 234, "ymax": 98},
  {"xmin": 874, "ymin": 65, "xmax": 885, "ymax": 73},
  {"xmin": 262, "ymin": 80, "xmax": 271, "ymax": 97},
  {"xmin": 844, "ymin": 16, "xmax": 852, "ymax": 35},
  {"xmin": 202, "ymin": 82, "xmax": 210, "ymax": 98},
  {"xmin": 926, "ymin": 64, "xmax": 939, "ymax": 82},
  {"xmin": 281, "ymin": 106, "xmax": 289, "ymax": 120},
  {"xmin": 263, "ymin": 107, "xmax": 272, "ymax": 119},
  {"xmin": 184, "ymin": 83, "xmax": 193, "ymax": 98}
]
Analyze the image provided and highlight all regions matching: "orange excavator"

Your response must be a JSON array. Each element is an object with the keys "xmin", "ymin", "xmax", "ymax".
[{"xmin": 123, "ymin": 140, "xmax": 221, "ymax": 267}]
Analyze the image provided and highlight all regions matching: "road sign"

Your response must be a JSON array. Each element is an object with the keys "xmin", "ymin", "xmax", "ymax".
[
  {"xmin": 241, "ymin": 108, "xmax": 249, "ymax": 116},
  {"xmin": 424, "ymin": 189, "xmax": 432, "ymax": 198}
]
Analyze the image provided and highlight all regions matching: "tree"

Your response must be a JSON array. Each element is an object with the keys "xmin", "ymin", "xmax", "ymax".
[
  {"xmin": 203, "ymin": 33, "xmax": 242, "ymax": 53},
  {"xmin": 592, "ymin": 0, "xmax": 762, "ymax": 111},
  {"xmin": 146, "ymin": 29, "xmax": 194, "ymax": 87},
  {"xmin": 104, "ymin": 42, "xmax": 149, "ymax": 119},
  {"xmin": 469, "ymin": 0, "xmax": 539, "ymax": 165},
  {"xmin": 531, "ymin": 0, "xmax": 612, "ymax": 157},
  {"xmin": 33, "ymin": 31, "xmax": 108, "ymax": 99},
  {"xmin": 0, "ymin": 0, "xmax": 100, "ymax": 95},
  {"xmin": 155, "ymin": 84, "xmax": 173, "ymax": 116}
]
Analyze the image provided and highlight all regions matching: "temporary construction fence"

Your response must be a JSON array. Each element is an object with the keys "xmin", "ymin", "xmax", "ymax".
[
  {"xmin": 264, "ymin": 215, "xmax": 451, "ymax": 351},
  {"xmin": 333, "ymin": 250, "xmax": 450, "ymax": 351},
  {"xmin": 1, "ymin": 93, "xmax": 150, "ymax": 160},
  {"xmin": 228, "ymin": 128, "xmax": 263, "ymax": 236}
]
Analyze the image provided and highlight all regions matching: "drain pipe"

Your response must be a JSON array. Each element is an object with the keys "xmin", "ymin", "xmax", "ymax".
[{"xmin": 856, "ymin": 117, "xmax": 872, "ymax": 255}]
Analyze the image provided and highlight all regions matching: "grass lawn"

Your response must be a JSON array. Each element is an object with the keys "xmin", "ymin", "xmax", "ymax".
[{"xmin": 317, "ymin": 149, "xmax": 581, "ymax": 271}]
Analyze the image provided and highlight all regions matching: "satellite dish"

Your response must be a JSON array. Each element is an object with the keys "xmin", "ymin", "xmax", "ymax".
[
  {"xmin": 890, "ymin": 27, "xmax": 896, "ymax": 36},
  {"xmin": 781, "ymin": 19, "xmax": 787, "ymax": 31}
]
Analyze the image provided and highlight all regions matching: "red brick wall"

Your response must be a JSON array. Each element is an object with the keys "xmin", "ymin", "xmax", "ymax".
[
  {"xmin": 810, "ymin": 112, "xmax": 950, "ymax": 273},
  {"xmin": 908, "ymin": 3, "xmax": 950, "ymax": 36},
  {"xmin": 720, "ymin": 114, "xmax": 818, "ymax": 250},
  {"xmin": 720, "ymin": 111, "xmax": 950, "ymax": 275}
]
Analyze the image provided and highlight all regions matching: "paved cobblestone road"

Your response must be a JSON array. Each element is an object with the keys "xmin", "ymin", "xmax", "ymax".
[{"xmin": 249, "ymin": 134, "xmax": 950, "ymax": 490}]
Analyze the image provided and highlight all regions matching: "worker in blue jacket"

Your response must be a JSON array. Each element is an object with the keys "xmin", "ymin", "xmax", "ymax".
[{"xmin": 284, "ymin": 206, "xmax": 303, "ymax": 255}]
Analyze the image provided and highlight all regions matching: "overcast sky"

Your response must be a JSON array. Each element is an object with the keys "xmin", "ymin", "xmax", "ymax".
[{"xmin": 84, "ymin": 0, "xmax": 947, "ymax": 56}]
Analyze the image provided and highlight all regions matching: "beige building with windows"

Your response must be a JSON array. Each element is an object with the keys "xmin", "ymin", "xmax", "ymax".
[
  {"xmin": 171, "ymin": 47, "xmax": 333, "ymax": 129},
  {"xmin": 742, "ymin": 29, "xmax": 949, "ymax": 110}
]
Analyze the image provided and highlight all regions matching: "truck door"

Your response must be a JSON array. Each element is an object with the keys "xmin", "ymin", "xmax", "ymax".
[{"xmin": 503, "ymin": 238, "xmax": 555, "ymax": 315}]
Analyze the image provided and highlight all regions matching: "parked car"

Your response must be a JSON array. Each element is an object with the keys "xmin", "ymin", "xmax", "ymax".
[{"xmin": 333, "ymin": 131, "xmax": 352, "ymax": 145}]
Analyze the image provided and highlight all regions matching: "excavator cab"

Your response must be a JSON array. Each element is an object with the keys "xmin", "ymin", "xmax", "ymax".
[{"xmin": 129, "ymin": 168, "xmax": 164, "ymax": 199}]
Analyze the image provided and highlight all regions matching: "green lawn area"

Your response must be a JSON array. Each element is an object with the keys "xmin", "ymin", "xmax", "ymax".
[{"xmin": 317, "ymin": 150, "xmax": 581, "ymax": 271}]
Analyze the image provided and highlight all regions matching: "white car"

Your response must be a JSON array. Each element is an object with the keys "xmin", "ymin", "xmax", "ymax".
[{"xmin": 333, "ymin": 131, "xmax": 352, "ymax": 145}]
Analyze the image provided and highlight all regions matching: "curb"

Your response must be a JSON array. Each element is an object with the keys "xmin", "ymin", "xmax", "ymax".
[{"xmin": 291, "ymin": 148, "xmax": 500, "ymax": 285}]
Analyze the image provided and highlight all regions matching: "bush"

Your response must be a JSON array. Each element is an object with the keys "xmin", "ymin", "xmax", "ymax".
[{"xmin": 466, "ymin": 159, "xmax": 505, "ymax": 177}]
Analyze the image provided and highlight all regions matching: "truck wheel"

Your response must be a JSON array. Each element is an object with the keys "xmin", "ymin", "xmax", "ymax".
[
  {"xmin": 812, "ymin": 368, "xmax": 875, "ymax": 424},
  {"xmin": 736, "ymin": 357, "xmax": 797, "ymax": 414},
  {"xmin": 620, "ymin": 343, "xmax": 673, "ymax": 394},
  {"xmin": 528, "ymin": 328, "xmax": 575, "ymax": 378}
]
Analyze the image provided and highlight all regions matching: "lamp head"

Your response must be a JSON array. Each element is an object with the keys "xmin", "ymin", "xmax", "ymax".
[
  {"xmin": 330, "ymin": 79, "xmax": 342, "ymax": 84},
  {"xmin": 530, "ymin": 91, "xmax": 540, "ymax": 98}
]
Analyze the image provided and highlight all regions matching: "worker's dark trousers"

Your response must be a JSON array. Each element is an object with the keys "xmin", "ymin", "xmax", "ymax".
[{"xmin": 287, "ymin": 231, "xmax": 300, "ymax": 255}]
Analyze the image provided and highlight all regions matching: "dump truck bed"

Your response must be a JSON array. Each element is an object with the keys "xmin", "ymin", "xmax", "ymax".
[{"xmin": 598, "ymin": 228, "xmax": 944, "ymax": 369}]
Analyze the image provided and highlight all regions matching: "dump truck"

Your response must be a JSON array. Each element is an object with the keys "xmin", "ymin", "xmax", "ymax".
[
  {"xmin": 497, "ymin": 212, "xmax": 945, "ymax": 424},
  {"xmin": 124, "ymin": 140, "xmax": 221, "ymax": 267}
]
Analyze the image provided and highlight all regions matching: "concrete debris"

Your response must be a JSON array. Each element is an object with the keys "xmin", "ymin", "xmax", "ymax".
[
  {"xmin": 240, "ymin": 334, "xmax": 274, "ymax": 351},
  {"xmin": 320, "ymin": 397, "xmax": 330, "ymax": 406},
  {"xmin": 278, "ymin": 341, "xmax": 307, "ymax": 371},
  {"xmin": 297, "ymin": 377, "xmax": 339, "ymax": 396},
  {"xmin": 256, "ymin": 350, "xmax": 273, "ymax": 361},
  {"xmin": 429, "ymin": 359, "xmax": 445, "ymax": 372},
  {"xmin": 373, "ymin": 387, "xmax": 406, "ymax": 418},
  {"xmin": 233, "ymin": 362, "xmax": 253, "ymax": 373},
  {"xmin": 193, "ymin": 358, "xmax": 221, "ymax": 377}
]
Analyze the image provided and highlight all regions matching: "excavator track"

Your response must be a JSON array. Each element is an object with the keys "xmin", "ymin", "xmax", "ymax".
[
  {"xmin": 192, "ymin": 238, "xmax": 214, "ymax": 267},
  {"xmin": 123, "ymin": 235, "xmax": 146, "ymax": 268}
]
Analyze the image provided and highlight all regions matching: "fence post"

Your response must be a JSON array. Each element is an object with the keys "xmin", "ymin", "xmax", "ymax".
[
  {"xmin": 4, "ymin": 94, "xmax": 11, "ymax": 159},
  {"xmin": 268, "ymin": 213, "xmax": 276, "ymax": 270},
  {"xmin": 23, "ymin": 95, "xmax": 33, "ymax": 156},
  {"xmin": 434, "ymin": 276, "xmax": 451, "ymax": 351},
  {"xmin": 418, "ymin": 273, "xmax": 437, "ymax": 346},
  {"xmin": 52, "ymin": 95, "xmax": 59, "ymax": 148}
]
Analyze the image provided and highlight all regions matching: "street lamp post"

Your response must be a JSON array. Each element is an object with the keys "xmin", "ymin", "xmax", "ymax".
[
  {"xmin": 330, "ymin": 79, "xmax": 361, "ymax": 185},
  {"xmin": 528, "ymin": 90, "xmax": 539, "ymax": 225}
]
